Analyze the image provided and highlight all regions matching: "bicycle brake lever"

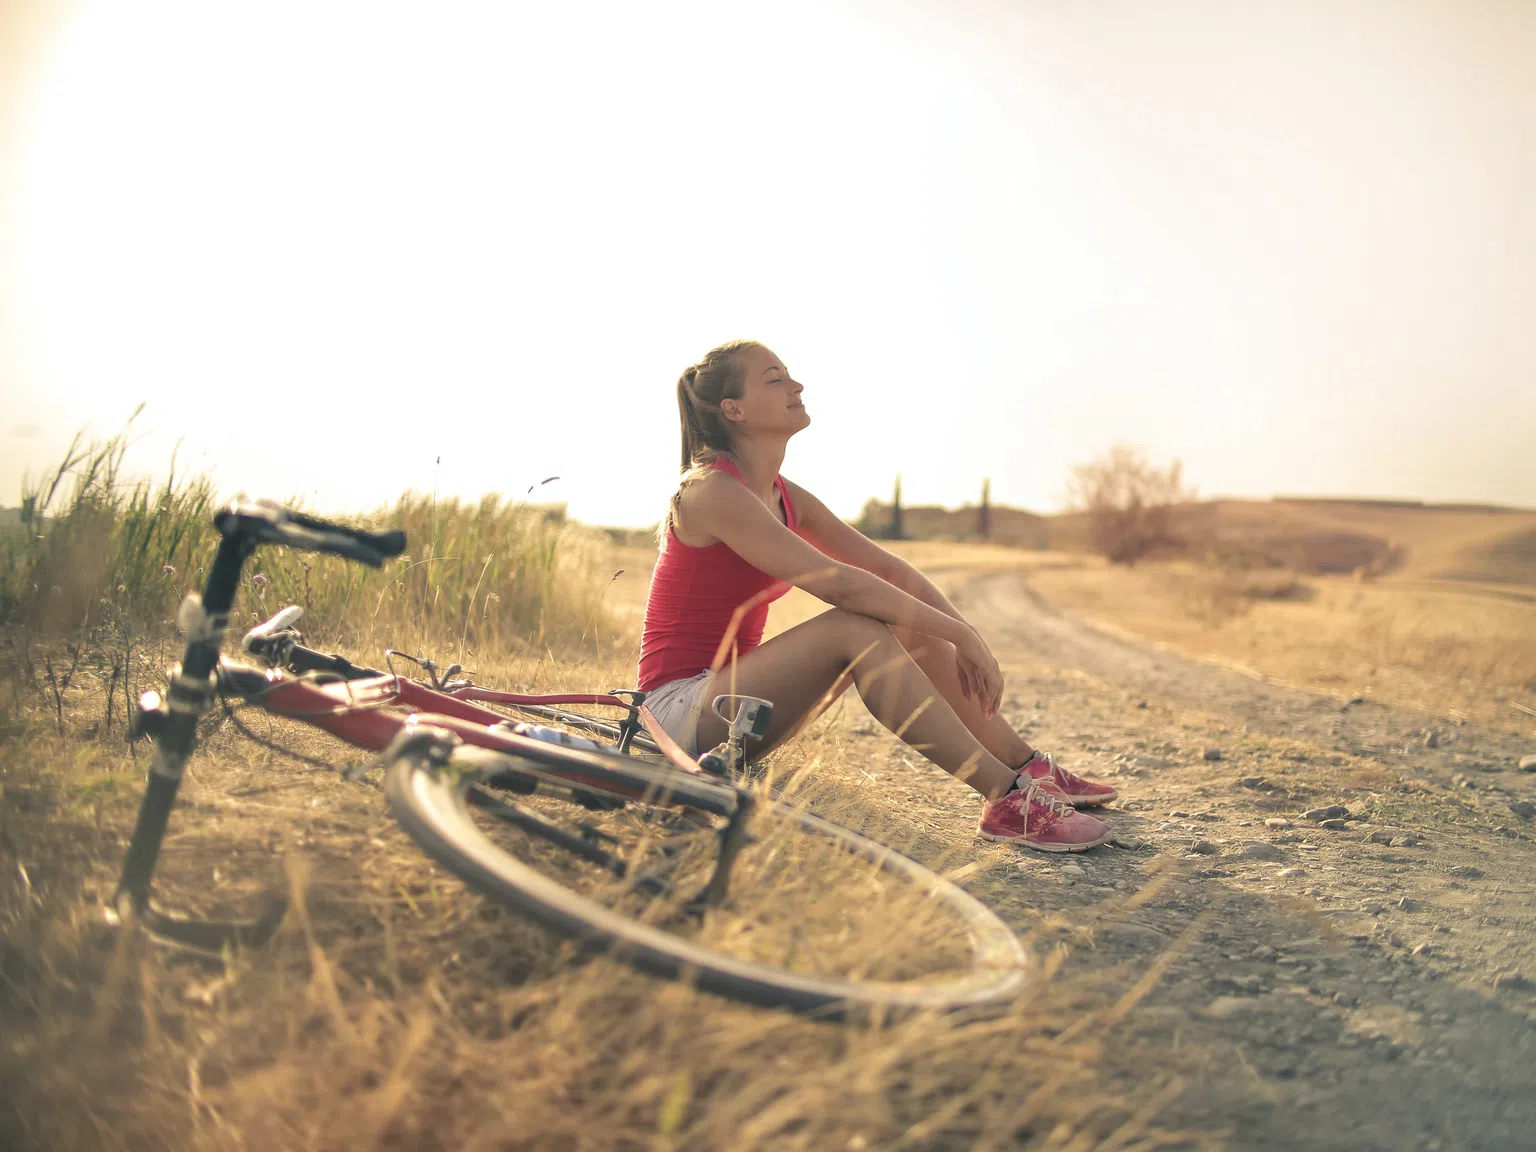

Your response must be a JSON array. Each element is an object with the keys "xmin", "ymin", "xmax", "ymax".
[{"xmin": 243, "ymin": 605, "xmax": 304, "ymax": 650}]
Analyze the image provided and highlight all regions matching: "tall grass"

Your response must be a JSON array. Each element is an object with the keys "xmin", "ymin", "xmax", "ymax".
[
  {"xmin": 1, "ymin": 423, "xmax": 216, "ymax": 635},
  {"xmin": 2, "ymin": 426, "xmax": 619, "ymax": 662}
]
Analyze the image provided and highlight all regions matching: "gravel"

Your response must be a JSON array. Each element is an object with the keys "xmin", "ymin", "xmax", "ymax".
[
  {"xmin": 1305, "ymin": 806, "xmax": 1351, "ymax": 821},
  {"xmin": 1240, "ymin": 841, "xmax": 1289, "ymax": 861},
  {"xmin": 1102, "ymin": 922, "xmax": 1170, "ymax": 948}
]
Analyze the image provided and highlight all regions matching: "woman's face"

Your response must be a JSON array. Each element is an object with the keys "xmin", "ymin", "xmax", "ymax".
[{"xmin": 724, "ymin": 344, "xmax": 810, "ymax": 439}]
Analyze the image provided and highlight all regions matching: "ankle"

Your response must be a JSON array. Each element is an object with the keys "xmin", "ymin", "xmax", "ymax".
[
  {"xmin": 1012, "ymin": 749, "xmax": 1042, "ymax": 772},
  {"xmin": 984, "ymin": 772, "xmax": 1023, "ymax": 804}
]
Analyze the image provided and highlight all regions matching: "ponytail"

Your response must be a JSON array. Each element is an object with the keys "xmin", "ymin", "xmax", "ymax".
[
  {"xmin": 676, "ymin": 365, "xmax": 709, "ymax": 470},
  {"xmin": 665, "ymin": 340, "xmax": 758, "ymax": 538}
]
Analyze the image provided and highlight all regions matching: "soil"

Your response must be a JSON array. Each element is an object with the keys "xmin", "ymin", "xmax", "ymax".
[{"xmin": 835, "ymin": 568, "xmax": 1536, "ymax": 1151}]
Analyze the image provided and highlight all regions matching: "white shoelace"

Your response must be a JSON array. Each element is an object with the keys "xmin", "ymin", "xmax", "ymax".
[
  {"xmin": 1016, "ymin": 774, "xmax": 1074, "ymax": 820},
  {"xmin": 1036, "ymin": 750, "xmax": 1085, "ymax": 786}
]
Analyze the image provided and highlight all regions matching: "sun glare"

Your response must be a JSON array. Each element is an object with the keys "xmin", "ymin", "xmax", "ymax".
[
  {"xmin": 6, "ymin": 0, "xmax": 1534, "ymax": 521},
  {"xmin": 13, "ymin": 2, "xmax": 996, "ymax": 523}
]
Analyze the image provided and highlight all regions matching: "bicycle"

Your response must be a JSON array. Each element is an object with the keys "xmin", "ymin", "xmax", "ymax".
[{"xmin": 108, "ymin": 497, "xmax": 1029, "ymax": 1018}]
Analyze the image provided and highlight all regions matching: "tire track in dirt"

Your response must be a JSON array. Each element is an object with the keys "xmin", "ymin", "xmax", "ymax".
[
  {"xmin": 959, "ymin": 570, "xmax": 1532, "ymax": 781},
  {"xmin": 911, "ymin": 568, "xmax": 1536, "ymax": 1151}
]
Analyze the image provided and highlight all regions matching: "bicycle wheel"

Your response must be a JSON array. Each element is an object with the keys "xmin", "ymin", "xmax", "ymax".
[{"xmin": 383, "ymin": 737, "xmax": 1029, "ymax": 1018}]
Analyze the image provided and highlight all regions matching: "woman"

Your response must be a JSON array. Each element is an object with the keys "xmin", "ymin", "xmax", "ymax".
[{"xmin": 637, "ymin": 340, "xmax": 1117, "ymax": 852}]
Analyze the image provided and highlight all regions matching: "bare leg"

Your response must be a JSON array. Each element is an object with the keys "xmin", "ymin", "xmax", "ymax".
[
  {"xmin": 695, "ymin": 608, "xmax": 1017, "ymax": 801},
  {"xmin": 890, "ymin": 626, "xmax": 1036, "ymax": 768}
]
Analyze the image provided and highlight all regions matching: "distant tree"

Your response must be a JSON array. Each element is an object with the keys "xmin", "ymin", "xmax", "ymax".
[
  {"xmin": 978, "ymin": 478, "xmax": 991, "ymax": 539},
  {"xmin": 853, "ymin": 498, "xmax": 884, "ymax": 537},
  {"xmin": 890, "ymin": 474, "xmax": 904, "ymax": 541},
  {"xmin": 1067, "ymin": 446, "xmax": 1194, "ymax": 565}
]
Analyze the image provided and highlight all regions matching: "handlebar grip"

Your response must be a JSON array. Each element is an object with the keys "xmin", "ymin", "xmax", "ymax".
[
  {"xmin": 214, "ymin": 498, "xmax": 407, "ymax": 567},
  {"xmin": 280, "ymin": 506, "xmax": 407, "ymax": 560}
]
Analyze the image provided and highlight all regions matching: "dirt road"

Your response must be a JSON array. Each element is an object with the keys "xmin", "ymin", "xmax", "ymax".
[{"xmin": 854, "ymin": 569, "xmax": 1536, "ymax": 1150}]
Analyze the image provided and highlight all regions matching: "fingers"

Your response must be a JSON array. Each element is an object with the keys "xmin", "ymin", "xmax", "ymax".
[
  {"xmin": 954, "ymin": 655, "xmax": 973, "ymax": 702},
  {"xmin": 956, "ymin": 654, "xmax": 998, "ymax": 717}
]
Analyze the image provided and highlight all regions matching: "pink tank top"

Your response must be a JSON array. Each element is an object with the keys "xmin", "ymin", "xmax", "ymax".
[{"xmin": 636, "ymin": 459, "xmax": 799, "ymax": 691}]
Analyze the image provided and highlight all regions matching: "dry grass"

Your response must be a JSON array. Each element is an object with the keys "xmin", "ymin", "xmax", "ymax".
[
  {"xmin": 2, "ymin": 518, "xmax": 1212, "ymax": 1151},
  {"xmin": 1029, "ymin": 559, "xmax": 1536, "ymax": 730}
]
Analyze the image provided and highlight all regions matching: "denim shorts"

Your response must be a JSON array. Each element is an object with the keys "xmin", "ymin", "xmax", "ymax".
[{"xmin": 642, "ymin": 669, "xmax": 715, "ymax": 758}]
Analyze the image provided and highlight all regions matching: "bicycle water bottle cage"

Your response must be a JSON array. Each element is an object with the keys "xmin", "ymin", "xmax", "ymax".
[{"xmin": 214, "ymin": 497, "xmax": 407, "ymax": 567}]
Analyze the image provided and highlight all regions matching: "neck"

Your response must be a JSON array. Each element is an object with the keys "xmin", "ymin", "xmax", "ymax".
[{"xmin": 723, "ymin": 436, "xmax": 787, "ymax": 496}]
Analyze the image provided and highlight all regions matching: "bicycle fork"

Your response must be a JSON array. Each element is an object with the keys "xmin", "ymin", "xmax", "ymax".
[
  {"xmin": 107, "ymin": 534, "xmax": 288, "ymax": 953},
  {"xmin": 106, "ymin": 497, "xmax": 404, "ymax": 955}
]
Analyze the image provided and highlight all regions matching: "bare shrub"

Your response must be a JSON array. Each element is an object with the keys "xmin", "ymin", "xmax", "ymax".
[
  {"xmin": 1067, "ymin": 446, "xmax": 1194, "ymax": 565},
  {"xmin": 1242, "ymin": 571, "xmax": 1313, "ymax": 601}
]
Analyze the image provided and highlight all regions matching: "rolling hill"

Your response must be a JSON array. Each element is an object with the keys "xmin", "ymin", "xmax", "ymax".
[{"xmin": 856, "ymin": 496, "xmax": 1536, "ymax": 587}]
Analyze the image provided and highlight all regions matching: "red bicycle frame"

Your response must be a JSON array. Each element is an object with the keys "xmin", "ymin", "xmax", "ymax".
[{"xmin": 224, "ymin": 665, "xmax": 705, "ymax": 800}]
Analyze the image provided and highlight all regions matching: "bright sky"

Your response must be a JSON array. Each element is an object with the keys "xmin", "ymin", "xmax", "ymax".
[{"xmin": 3, "ymin": 0, "xmax": 1533, "ymax": 527}]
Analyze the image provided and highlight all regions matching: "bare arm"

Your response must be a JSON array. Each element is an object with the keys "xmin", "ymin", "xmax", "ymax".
[
  {"xmin": 784, "ymin": 479, "xmax": 968, "ymax": 622},
  {"xmin": 679, "ymin": 474, "xmax": 972, "ymax": 645},
  {"xmin": 679, "ymin": 474, "xmax": 1003, "ymax": 714}
]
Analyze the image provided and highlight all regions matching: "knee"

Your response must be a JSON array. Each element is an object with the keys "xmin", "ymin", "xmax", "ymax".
[
  {"xmin": 892, "ymin": 624, "xmax": 948, "ymax": 664},
  {"xmin": 824, "ymin": 607, "xmax": 896, "ymax": 655}
]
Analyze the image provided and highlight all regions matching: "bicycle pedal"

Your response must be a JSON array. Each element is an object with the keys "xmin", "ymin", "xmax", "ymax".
[{"xmin": 710, "ymin": 694, "xmax": 774, "ymax": 742}]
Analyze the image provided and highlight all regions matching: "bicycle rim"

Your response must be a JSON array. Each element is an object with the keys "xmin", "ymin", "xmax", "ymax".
[{"xmin": 384, "ymin": 747, "xmax": 1029, "ymax": 1019}]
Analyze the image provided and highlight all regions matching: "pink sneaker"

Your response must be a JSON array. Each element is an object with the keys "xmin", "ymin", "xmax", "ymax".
[
  {"xmin": 1019, "ymin": 751, "xmax": 1118, "ymax": 808},
  {"xmin": 978, "ymin": 777, "xmax": 1113, "ymax": 853}
]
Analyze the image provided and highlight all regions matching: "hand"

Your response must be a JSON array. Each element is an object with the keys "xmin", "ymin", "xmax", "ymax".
[{"xmin": 953, "ymin": 628, "xmax": 1003, "ymax": 719}]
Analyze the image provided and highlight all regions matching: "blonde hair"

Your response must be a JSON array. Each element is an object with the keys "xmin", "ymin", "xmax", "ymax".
[{"xmin": 665, "ymin": 340, "xmax": 760, "ymax": 537}]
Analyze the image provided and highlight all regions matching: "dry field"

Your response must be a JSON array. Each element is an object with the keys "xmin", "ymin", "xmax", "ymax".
[
  {"xmin": 2, "ymin": 531, "xmax": 1209, "ymax": 1152},
  {"xmin": 1025, "ymin": 559, "xmax": 1536, "ymax": 734},
  {"xmin": 5, "ymin": 486, "xmax": 1536, "ymax": 1151},
  {"xmin": 869, "ymin": 496, "xmax": 1536, "ymax": 589},
  {"xmin": 852, "ymin": 494, "xmax": 1536, "ymax": 734}
]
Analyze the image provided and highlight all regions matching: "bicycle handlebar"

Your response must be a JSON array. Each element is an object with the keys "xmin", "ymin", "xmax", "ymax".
[{"xmin": 214, "ymin": 497, "xmax": 406, "ymax": 567}]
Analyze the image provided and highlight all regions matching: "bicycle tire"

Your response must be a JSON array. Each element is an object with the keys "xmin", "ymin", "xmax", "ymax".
[{"xmin": 384, "ymin": 743, "xmax": 1029, "ymax": 1018}]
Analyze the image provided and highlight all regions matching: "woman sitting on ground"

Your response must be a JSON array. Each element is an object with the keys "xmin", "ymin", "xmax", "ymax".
[{"xmin": 637, "ymin": 340, "xmax": 1118, "ymax": 853}]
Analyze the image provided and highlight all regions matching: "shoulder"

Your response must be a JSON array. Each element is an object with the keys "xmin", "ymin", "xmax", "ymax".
[
  {"xmin": 780, "ymin": 477, "xmax": 833, "ymax": 527},
  {"xmin": 678, "ymin": 467, "xmax": 740, "ymax": 511},
  {"xmin": 673, "ymin": 468, "xmax": 748, "ymax": 547}
]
